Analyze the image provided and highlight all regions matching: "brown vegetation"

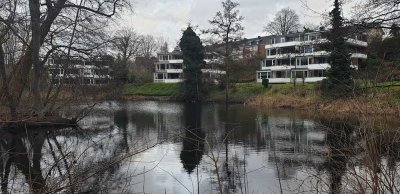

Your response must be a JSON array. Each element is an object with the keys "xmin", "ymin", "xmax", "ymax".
[{"xmin": 246, "ymin": 91, "xmax": 400, "ymax": 116}]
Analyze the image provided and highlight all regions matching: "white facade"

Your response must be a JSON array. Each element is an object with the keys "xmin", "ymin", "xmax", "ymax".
[
  {"xmin": 153, "ymin": 51, "xmax": 224, "ymax": 83},
  {"xmin": 257, "ymin": 31, "xmax": 368, "ymax": 83},
  {"xmin": 47, "ymin": 58, "xmax": 111, "ymax": 85},
  {"xmin": 153, "ymin": 52, "xmax": 184, "ymax": 83}
]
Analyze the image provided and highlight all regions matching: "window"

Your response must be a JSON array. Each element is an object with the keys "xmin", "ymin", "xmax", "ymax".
[
  {"xmin": 159, "ymin": 55, "xmax": 169, "ymax": 61},
  {"xmin": 281, "ymin": 37, "xmax": 285, "ymax": 43},
  {"xmin": 276, "ymin": 71, "xmax": 282, "ymax": 78},
  {"xmin": 268, "ymin": 49, "xmax": 276, "ymax": 55},
  {"xmin": 168, "ymin": 73, "xmax": 181, "ymax": 79},
  {"xmin": 271, "ymin": 38, "xmax": 276, "ymax": 44},
  {"xmin": 258, "ymin": 72, "xmax": 270, "ymax": 79},
  {"xmin": 308, "ymin": 58, "xmax": 313, "ymax": 64},
  {"xmin": 265, "ymin": 60, "xmax": 273, "ymax": 67},
  {"xmin": 276, "ymin": 48, "xmax": 282, "ymax": 55},
  {"xmin": 160, "ymin": 64, "xmax": 166, "ymax": 70},
  {"xmin": 170, "ymin": 63, "xmax": 182, "ymax": 69},
  {"xmin": 310, "ymin": 70, "xmax": 325, "ymax": 77},
  {"xmin": 156, "ymin": 73, "xmax": 164, "ymax": 79},
  {"xmin": 303, "ymin": 45, "xmax": 313, "ymax": 53},
  {"xmin": 301, "ymin": 58, "xmax": 308, "ymax": 66},
  {"xmin": 314, "ymin": 57, "xmax": 327, "ymax": 64},
  {"xmin": 293, "ymin": 71, "xmax": 308, "ymax": 78},
  {"xmin": 275, "ymin": 71, "xmax": 288, "ymax": 78},
  {"xmin": 297, "ymin": 58, "xmax": 309, "ymax": 66}
]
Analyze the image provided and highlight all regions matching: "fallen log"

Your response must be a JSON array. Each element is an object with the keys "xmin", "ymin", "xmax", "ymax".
[{"xmin": 0, "ymin": 116, "xmax": 77, "ymax": 131}]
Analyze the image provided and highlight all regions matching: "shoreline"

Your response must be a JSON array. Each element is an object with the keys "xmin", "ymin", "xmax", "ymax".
[{"xmin": 122, "ymin": 94, "xmax": 400, "ymax": 116}]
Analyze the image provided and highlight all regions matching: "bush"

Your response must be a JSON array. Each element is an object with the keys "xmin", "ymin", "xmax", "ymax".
[
  {"xmin": 262, "ymin": 79, "xmax": 269, "ymax": 88},
  {"xmin": 127, "ymin": 69, "xmax": 153, "ymax": 85}
]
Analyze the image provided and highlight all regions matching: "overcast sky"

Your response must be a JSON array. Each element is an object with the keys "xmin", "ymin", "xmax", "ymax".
[{"xmin": 116, "ymin": 0, "xmax": 356, "ymax": 48}]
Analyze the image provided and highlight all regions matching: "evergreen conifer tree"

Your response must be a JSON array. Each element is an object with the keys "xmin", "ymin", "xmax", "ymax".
[
  {"xmin": 390, "ymin": 23, "xmax": 400, "ymax": 37},
  {"xmin": 322, "ymin": 0, "xmax": 354, "ymax": 97},
  {"xmin": 179, "ymin": 26, "xmax": 205, "ymax": 102}
]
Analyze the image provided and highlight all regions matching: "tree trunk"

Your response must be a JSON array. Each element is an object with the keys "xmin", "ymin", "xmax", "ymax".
[
  {"xmin": 5, "ymin": 0, "xmax": 67, "ymax": 120},
  {"xmin": 30, "ymin": 0, "xmax": 44, "ymax": 115},
  {"xmin": 224, "ymin": 38, "xmax": 230, "ymax": 110},
  {"xmin": 0, "ymin": 43, "xmax": 17, "ymax": 119},
  {"xmin": 7, "ymin": 49, "xmax": 34, "ymax": 117}
]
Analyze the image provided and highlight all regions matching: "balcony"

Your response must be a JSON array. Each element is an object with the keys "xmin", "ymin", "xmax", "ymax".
[
  {"xmin": 157, "ymin": 59, "xmax": 183, "ymax": 64},
  {"xmin": 256, "ymin": 77, "xmax": 326, "ymax": 84},
  {"xmin": 346, "ymin": 39, "xmax": 368, "ymax": 47},
  {"xmin": 154, "ymin": 79, "xmax": 183, "ymax": 83},
  {"xmin": 261, "ymin": 65, "xmax": 295, "ymax": 71},
  {"xmin": 266, "ymin": 51, "xmax": 329, "ymax": 59},
  {"xmin": 265, "ymin": 39, "xmax": 328, "ymax": 49},
  {"xmin": 261, "ymin": 63, "xmax": 329, "ymax": 71},
  {"xmin": 350, "ymin": 53, "xmax": 367, "ymax": 59},
  {"xmin": 155, "ymin": 69, "xmax": 183, "ymax": 73}
]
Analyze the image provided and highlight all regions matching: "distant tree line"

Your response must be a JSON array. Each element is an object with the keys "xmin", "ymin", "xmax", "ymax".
[{"xmin": 111, "ymin": 29, "xmax": 166, "ymax": 84}]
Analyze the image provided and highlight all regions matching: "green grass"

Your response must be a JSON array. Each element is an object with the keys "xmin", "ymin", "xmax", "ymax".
[
  {"xmin": 271, "ymin": 83, "xmax": 316, "ymax": 90},
  {"xmin": 122, "ymin": 81, "xmax": 400, "ymax": 106},
  {"xmin": 123, "ymin": 82, "xmax": 319, "ymax": 101},
  {"xmin": 207, "ymin": 82, "xmax": 268, "ymax": 101},
  {"xmin": 233, "ymin": 82, "xmax": 267, "ymax": 97},
  {"xmin": 124, "ymin": 83, "xmax": 180, "ymax": 96}
]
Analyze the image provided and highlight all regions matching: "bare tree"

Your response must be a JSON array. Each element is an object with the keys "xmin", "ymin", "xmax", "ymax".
[
  {"xmin": 159, "ymin": 41, "xmax": 169, "ymax": 53},
  {"xmin": 205, "ymin": 0, "xmax": 244, "ymax": 107},
  {"xmin": 264, "ymin": 8, "xmax": 300, "ymax": 35},
  {"xmin": 139, "ymin": 35, "xmax": 160, "ymax": 58},
  {"xmin": 112, "ymin": 28, "xmax": 142, "ymax": 83},
  {"xmin": 0, "ymin": 0, "xmax": 130, "ymax": 121},
  {"xmin": 113, "ymin": 28, "xmax": 142, "ymax": 66},
  {"xmin": 353, "ymin": 0, "xmax": 400, "ymax": 29}
]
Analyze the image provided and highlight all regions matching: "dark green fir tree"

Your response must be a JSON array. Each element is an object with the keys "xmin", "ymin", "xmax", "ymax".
[
  {"xmin": 390, "ymin": 23, "xmax": 400, "ymax": 37},
  {"xmin": 179, "ymin": 26, "xmax": 205, "ymax": 102},
  {"xmin": 322, "ymin": 0, "xmax": 354, "ymax": 98}
]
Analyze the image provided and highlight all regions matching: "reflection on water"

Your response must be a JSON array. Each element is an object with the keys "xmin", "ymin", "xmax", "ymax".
[
  {"xmin": 180, "ymin": 103, "xmax": 204, "ymax": 174},
  {"xmin": 0, "ymin": 101, "xmax": 399, "ymax": 193}
]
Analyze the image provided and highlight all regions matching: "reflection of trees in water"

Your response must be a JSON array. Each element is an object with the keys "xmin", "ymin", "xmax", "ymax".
[
  {"xmin": 6, "ymin": 102, "xmax": 398, "ymax": 194},
  {"xmin": 321, "ymin": 119, "xmax": 355, "ymax": 194},
  {"xmin": 0, "ymin": 121, "xmax": 135, "ymax": 194},
  {"xmin": 217, "ymin": 105, "xmax": 267, "ymax": 151},
  {"xmin": 0, "ymin": 131, "xmax": 47, "ymax": 193},
  {"xmin": 113, "ymin": 102, "xmax": 184, "ymax": 143},
  {"xmin": 319, "ymin": 119, "xmax": 400, "ymax": 194},
  {"xmin": 180, "ymin": 103, "xmax": 205, "ymax": 174}
]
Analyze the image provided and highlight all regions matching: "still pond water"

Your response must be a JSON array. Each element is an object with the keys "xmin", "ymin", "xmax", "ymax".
[{"xmin": 1, "ymin": 101, "xmax": 400, "ymax": 194}]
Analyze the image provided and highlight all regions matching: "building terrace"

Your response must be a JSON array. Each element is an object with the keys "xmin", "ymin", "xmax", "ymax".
[{"xmin": 256, "ymin": 29, "xmax": 368, "ymax": 83}]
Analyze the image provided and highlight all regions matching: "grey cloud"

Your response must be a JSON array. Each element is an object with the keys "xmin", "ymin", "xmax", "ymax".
[{"xmin": 121, "ymin": 0, "xmax": 350, "ymax": 47}]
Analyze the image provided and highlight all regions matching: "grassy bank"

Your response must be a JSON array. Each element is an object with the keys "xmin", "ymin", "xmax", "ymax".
[
  {"xmin": 123, "ymin": 82, "xmax": 268, "ymax": 101},
  {"xmin": 124, "ymin": 83, "xmax": 180, "ymax": 96},
  {"xmin": 122, "ymin": 82, "xmax": 400, "ymax": 115},
  {"xmin": 246, "ymin": 82, "xmax": 400, "ymax": 115},
  {"xmin": 207, "ymin": 82, "xmax": 268, "ymax": 102}
]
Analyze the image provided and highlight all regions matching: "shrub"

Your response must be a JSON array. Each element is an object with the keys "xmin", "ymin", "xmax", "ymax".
[{"xmin": 262, "ymin": 79, "xmax": 269, "ymax": 88}]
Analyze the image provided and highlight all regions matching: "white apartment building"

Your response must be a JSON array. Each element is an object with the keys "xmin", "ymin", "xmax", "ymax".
[
  {"xmin": 154, "ymin": 51, "xmax": 184, "ymax": 83},
  {"xmin": 153, "ymin": 51, "xmax": 224, "ymax": 83},
  {"xmin": 47, "ymin": 57, "xmax": 112, "ymax": 85},
  {"xmin": 256, "ymin": 30, "xmax": 368, "ymax": 83}
]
